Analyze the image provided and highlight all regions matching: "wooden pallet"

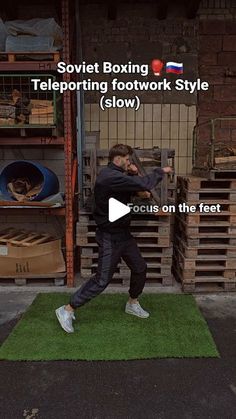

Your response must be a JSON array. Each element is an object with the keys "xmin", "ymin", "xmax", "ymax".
[
  {"xmin": 77, "ymin": 231, "xmax": 171, "ymax": 247},
  {"xmin": 81, "ymin": 245, "xmax": 173, "ymax": 258},
  {"xmin": 172, "ymin": 264, "xmax": 236, "ymax": 293},
  {"xmin": 0, "ymin": 228, "xmax": 54, "ymax": 247},
  {"xmin": 77, "ymin": 222, "xmax": 171, "ymax": 237},
  {"xmin": 172, "ymin": 254, "xmax": 236, "ymax": 291},
  {"xmin": 192, "ymin": 167, "xmax": 236, "ymax": 180},
  {"xmin": 81, "ymin": 260, "xmax": 172, "ymax": 277},
  {"xmin": 177, "ymin": 175, "xmax": 236, "ymax": 191},
  {"xmin": 0, "ymin": 51, "xmax": 60, "ymax": 62},
  {"xmin": 79, "ymin": 211, "xmax": 172, "ymax": 223},
  {"xmin": 175, "ymin": 214, "xmax": 236, "ymax": 235},
  {"xmin": 176, "ymin": 199, "xmax": 236, "ymax": 214},
  {"xmin": 0, "ymin": 272, "xmax": 65, "ymax": 286},
  {"xmin": 175, "ymin": 231, "xmax": 236, "ymax": 247},
  {"xmin": 174, "ymin": 234, "xmax": 236, "ymax": 259},
  {"xmin": 82, "ymin": 147, "xmax": 176, "ymax": 209},
  {"xmin": 77, "ymin": 212, "xmax": 173, "ymax": 247},
  {"xmin": 83, "ymin": 165, "xmax": 175, "ymax": 203},
  {"xmin": 79, "ymin": 236, "xmax": 173, "ymax": 286},
  {"xmin": 175, "ymin": 220, "xmax": 236, "ymax": 246},
  {"xmin": 81, "ymin": 254, "xmax": 172, "ymax": 268},
  {"xmin": 80, "ymin": 267, "xmax": 173, "ymax": 286},
  {"xmin": 174, "ymin": 246, "xmax": 236, "ymax": 270},
  {"xmin": 176, "ymin": 211, "xmax": 236, "ymax": 226},
  {"xmin": 173, "ymin": 252, "xmax": 236, "ymax": 280},
  {"xmin": 81, "ymin": 263, "xmax": 172, "ymax": 277},
  {"xmin": 177, "ymin": 187, "xmax": 236, "ymax": 203},
  {"xmin": 80, "ymin": 274, "xmax": 173, "ymax": 287}
]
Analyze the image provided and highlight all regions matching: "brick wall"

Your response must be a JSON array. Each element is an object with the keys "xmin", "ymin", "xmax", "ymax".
[
  {"xmin": 80, "ymin": 2, "xmax": 198, "ymax": 104},
  {"xmin": 198, "ymin": 17, "xmax": 236, "ymax": 165},
  {"xmin": 80, "ymin": 1, "xmax": 198, "ymax": 175},
  {"xmin": 198, "ymin": 0, "xmax": 236, "ymax": 19}
]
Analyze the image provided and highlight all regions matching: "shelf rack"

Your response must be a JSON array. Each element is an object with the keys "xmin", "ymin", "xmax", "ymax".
[{"xmin": 0, "ymin": 0, "xmax": 77, "ymax": 287}]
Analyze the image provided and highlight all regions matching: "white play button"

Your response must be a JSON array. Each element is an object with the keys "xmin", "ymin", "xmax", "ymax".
[{"xmin": 108, "ymin": 198, "xmax": 131, "ymax": 222}]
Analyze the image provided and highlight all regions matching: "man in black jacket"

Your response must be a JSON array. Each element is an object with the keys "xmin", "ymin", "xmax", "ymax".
[{"xmin": 56, "ymin": 144, "xmax": 173, "ymax": 333}]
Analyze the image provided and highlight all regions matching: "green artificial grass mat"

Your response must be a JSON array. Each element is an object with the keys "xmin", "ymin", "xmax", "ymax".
[{"xmin": 0, "ymin": 293, "xmax": 219, "ymax": 361}]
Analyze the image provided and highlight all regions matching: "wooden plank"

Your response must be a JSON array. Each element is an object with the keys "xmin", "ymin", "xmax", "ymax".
[
  {"xmin": 80, "ymin": 267, "xmax": 173, "ymax": 283},
  {"xmin": 25, "ymin": 235, "xmax": 51, "ymax": 246},
  {"xmin": 81, "ymin": 256, "xmax": 172, "ymax": 268},
  {"xmin": 0, "ymin": 228, "xmax": 18, "ymax": 240},
  {"xmin": 177, "ymin": 186, "xmax": 236, "ymax": 202},
  {"xmin": 0, "ymin": 201, "xmax": 54, "ymax": 207},
  {"xmin": 176, "ymin": 211, "xmax": 236, "ymax": 225},
  {"xmin": 0, "ymin": 51, "xmax": 60, "ymax": 62},
  {"xmin": 77, "ymin": 234, "xmax": 171, "ymax": 247},
  {"xmin": 120, "ymin": 266, "xmax": 171, "ymax": 275},
  {"xmin": 178, "ymin": 233, "xmax": 236, "ymax": 247},
  {"xmin": 177, "ymin": 175, "xmax": 236, "ymax": 191},
  {"xmin": 182, "ymin": 281, "xmax": 236, "ymax": 293},
  {"xmin": 176, "ymin": 216, "xmax": 230, "ymax": 237},
  {"xmin": 78, "ymin": 218, "xmax": 171, "ymax": 226},
  {"xmin": 131, "ymin": 149, "xmax": 161, "ymax": 205},
  {"xmin": 80, "ymin": 246, "xmax": 173, "ymax": 257},
  {"xmin": 174, "ymin": 246, "xmax": 236, "ymax": 269},
  {"xmin": 174, "ymin": 234, "xmax": 236, "ymax": 258},
  {"xmin": 161, "ymin": 149, "xmax": 168, "ymax": 206},
  {"xmin": 192, "ymin": 167, "xmax": 236, "ymax": 180},
  {"xmin": 6, "ymin": 234, "xmax": 32, "ymax": 245},
  {"xmin": 0, "ymin": 231, "xmax": 31, "ymax": 243},
  {"xmin": 0, "ymin": 228, "xmax": 53, "ymax": 247},
  {"xmin": 78, "ymin": 231, "xmax": 171, "ymax": 238},
  {"xmin": 77, "ymin": 224, "xmax": 171, "ymax": 236},
  {"xmin": 175, "ymin": 214, "xmax": 236, "ymax": 235},
  {"xmin": 89, "ymin": 147, "xmax": 97, "ymax": 192},
  {"xmin": 17, "ymin": 233, "xmax": 42, "ymax": 244},
  {"xmin": 173, "ymin": 258, "xmax": 236, "ymax": 280},
  {"xmin": 173, "ymin": 254, "xmax": 236, "ymax": 284},
  {"xmin": 215, "ymin": 156, "xmax": 236, "ymax": 164}
]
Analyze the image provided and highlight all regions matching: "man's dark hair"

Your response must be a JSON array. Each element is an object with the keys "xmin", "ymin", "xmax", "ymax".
[{"xmin": 108, "ymin": 144, "xmax": 133, "ymax": 161}]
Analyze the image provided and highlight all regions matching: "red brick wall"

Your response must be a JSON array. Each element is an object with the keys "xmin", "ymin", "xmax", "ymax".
[
  {"xmin": 198, "ymin": 19, "xmax": 236, "ymax": 164},
  {"xmin": 80, "ymin": 1, "xmax": 198, "ymax": 105}
]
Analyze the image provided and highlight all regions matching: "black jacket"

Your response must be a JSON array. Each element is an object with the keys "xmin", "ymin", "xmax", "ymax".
[{"xmin": 93, "ymin": 162, "xmax": 164, "ymax": 235}]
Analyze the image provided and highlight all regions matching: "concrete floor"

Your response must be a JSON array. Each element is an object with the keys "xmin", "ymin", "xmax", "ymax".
[{"xmin": 0, "ymin": 287, "xmax": 236, "ymax": 419}]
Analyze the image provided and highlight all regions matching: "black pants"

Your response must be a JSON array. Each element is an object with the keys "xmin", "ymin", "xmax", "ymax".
[{"xmin": 70, "ymin": 229, "xmax": 147, "ymax": 309}]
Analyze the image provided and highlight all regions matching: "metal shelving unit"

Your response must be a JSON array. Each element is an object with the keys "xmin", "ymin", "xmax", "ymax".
[
  {"xmin": 0, "ymin": 137, "xmax": 65, "ymax": 146},
  {"xmin": 0, "ymin": 61, "xmax": 59, "ymax": 72},
  {"xmin": 0, "ymin": 0, "xmax": 77, "ymax": 287}
]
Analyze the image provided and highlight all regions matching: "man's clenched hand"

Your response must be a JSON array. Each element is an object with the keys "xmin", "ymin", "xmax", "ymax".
[
  {"xmin": 162, "ymin": 166, "xmax": 174, "ymax": 174},
  {"xmin": 127, "ymin": 164, "xmax": 138, "ymax": 174},
  {"xmin": 136, "ymin": 191, "xmax": 151, "ymax": 199}
]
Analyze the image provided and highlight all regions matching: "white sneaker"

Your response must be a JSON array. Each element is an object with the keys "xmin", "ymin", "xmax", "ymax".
[
  {"xmin": 125, "ymin": 301, "xmax": 150, "ymax": 318},
  {"xmin": 55, "ymin": 305, "xmax": 75, "ymax": 333}
]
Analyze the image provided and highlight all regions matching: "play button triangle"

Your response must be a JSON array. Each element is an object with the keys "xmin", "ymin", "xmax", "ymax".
[{"xmin": 108, "ymin": 198, "xmax": 131, "ymax": 222}]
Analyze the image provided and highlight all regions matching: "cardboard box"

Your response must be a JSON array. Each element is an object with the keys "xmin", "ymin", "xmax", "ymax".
[{"xmin": 0, "ymin": 239, "xmax": 65, "ymax": 276}]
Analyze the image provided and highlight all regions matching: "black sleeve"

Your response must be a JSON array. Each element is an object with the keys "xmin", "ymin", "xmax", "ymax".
[{"xmin": 110, "ymin": 168, "xmax": 164, "ymax": 192}]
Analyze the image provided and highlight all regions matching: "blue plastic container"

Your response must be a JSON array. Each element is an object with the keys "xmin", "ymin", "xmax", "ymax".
[{"xmin": 0, "ymin": 160, "xmax": 59, "ymax": 201}]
